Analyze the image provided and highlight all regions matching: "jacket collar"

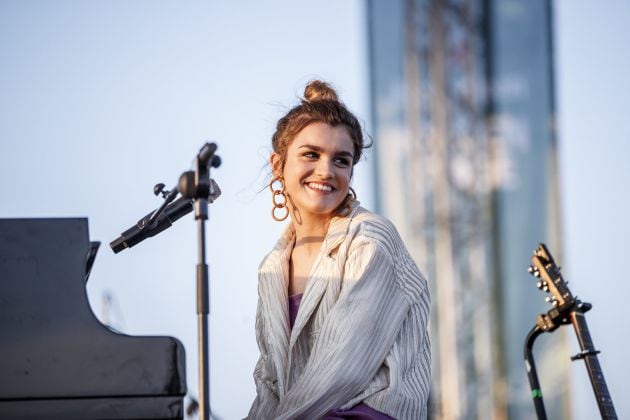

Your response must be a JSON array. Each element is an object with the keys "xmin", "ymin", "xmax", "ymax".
[
  {"xmin": 321, "ymin": 200, "xmax": 360, "ymax": 257},
  {"xmin": 261, "ymin": 200, "xmax": 361, "ymax": 271}
]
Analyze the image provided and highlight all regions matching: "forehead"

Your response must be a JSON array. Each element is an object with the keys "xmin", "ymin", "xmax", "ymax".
[{"xmin": 290, "ymin": 122, "xmax": 354, "ymax": 154}]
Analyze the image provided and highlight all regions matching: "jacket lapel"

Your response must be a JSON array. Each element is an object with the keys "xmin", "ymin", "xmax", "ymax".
[
  {"xmin": 259, "ymin": 225, "xmax": 294, "ymax": 398},
  {"xmin": 288, "ymin": 202, "xmax": 361, "ymax": 351}
]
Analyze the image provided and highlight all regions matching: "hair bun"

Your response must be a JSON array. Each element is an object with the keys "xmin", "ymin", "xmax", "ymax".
[{"xmin": 303, "ymin": 80, "xmax": 339, "ymax": 102}]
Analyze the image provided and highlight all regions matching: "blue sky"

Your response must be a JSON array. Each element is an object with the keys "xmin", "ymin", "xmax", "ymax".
[
  {"xmin": 1, "ymin": 1, "xmax": 628, "ymax": 418},
  {"xmin": 555, "ymin": 1, "xmax": 630, "ymax": 418},
  {"xmin": 0, "ymin": 1, "xmax": 370, "ymax": 418}
]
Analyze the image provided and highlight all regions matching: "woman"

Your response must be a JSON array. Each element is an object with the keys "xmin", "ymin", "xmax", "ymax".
[{"xmin": 248, "ymin": 80, "xmax": 430, "ymax": 419}]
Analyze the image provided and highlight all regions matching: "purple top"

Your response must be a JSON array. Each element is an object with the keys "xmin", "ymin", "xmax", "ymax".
[
  {"xmin": 288, "ymin": 293, "xmax": 303, "ymax": 329},
  {"xmin": 288, "ymin": 294, "xmax": 393, "ymax": 420}
]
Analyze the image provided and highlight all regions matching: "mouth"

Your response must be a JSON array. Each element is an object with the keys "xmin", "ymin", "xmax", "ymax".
[{"xmin": 305, "ymin": 182, "xmax": 334, "ymax": 193}]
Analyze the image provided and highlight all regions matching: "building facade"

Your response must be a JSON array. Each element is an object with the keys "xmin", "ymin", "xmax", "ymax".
[{"xmin": 366, "ymin": 0, "xmax": 568, "ymax": 418}]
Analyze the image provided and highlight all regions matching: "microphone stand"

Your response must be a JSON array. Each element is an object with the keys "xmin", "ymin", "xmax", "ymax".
[
  {"xmin": 110, "ymin": 142, "xmax": 222, "ymax": 419},
  {"xmin": 178, "ymin": 143, "xmax": 222, "ymax": 420}
]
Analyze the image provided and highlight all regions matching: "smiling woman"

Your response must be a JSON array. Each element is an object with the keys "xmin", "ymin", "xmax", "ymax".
[
  {"xmin": 273, "ymin": 123, "xmax": 354, "ymax": 232},
  {"xmin": 248, "ymin": 80, "xmax": 431, "ymax": 419}
]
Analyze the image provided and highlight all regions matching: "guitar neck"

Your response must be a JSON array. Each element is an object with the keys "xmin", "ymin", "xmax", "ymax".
[{"xmin": 570, "ymin": 311, "xmax": 617, "ymax": 419}]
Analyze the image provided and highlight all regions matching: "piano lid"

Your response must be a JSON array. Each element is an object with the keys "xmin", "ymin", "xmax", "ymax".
[{"xmin": 0, "ymin": 218, "xmax": 186, "ymax": 418}]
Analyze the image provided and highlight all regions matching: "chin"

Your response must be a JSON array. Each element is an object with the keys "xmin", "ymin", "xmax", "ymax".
[
  {"xmin": 292, "ymin": 191, "xmax": 346, "ymax": 219},
  {"xmin": 298, "ymin": 202, "xmax": 338, "ymax": 218}
]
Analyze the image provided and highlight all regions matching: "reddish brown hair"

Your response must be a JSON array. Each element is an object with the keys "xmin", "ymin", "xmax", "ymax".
[{"xmin": 271, "ymin": 80, "xmax": 370, "ymax": 171}]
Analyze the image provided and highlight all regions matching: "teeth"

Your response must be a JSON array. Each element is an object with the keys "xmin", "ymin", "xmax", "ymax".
[{"xmin": 307, "ymin": 183, "xmax": 332, "ymax": 192}]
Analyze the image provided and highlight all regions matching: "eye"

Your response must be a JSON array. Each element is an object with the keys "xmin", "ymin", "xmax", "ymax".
[
  {"xmin": 333, "ymin": 157, "xmax": 351, "ymax": 167},
  {"xmin": 302, "ymin": 151, "xmax": 319, "ymax": 160}
]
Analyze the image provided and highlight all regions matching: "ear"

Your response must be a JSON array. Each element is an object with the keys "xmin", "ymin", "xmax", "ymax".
[{"xmin": 270, "ymin": 152, "xmax": 283, "ymax": 178}]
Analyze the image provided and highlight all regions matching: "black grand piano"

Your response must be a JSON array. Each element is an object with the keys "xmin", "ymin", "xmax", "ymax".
[{"xmin": 0, "ymin": 218, "xmax": 187, "ymax": 419}]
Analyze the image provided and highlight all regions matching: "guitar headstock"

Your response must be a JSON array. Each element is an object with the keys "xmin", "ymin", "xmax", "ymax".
[{"xmin": 528, "ymin": 243, "xmax": 575, "ymax": 309}]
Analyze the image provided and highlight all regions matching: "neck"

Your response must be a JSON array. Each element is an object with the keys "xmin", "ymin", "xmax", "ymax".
[{"xmin": 290, "ymin": 212, "xmax": 332, "ymax": 255}]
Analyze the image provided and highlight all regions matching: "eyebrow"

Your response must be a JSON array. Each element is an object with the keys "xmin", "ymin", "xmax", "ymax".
[{"xmin": 298, "ymin": 144, "xmax": 354, "ymax": 158}]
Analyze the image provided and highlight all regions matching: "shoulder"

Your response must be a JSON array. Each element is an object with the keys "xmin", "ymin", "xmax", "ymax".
[
  {"xmin": 347, "ymin": 207, "xmax": 405, "ymax": 253},
  {"xmin": 338, "ymin": 207, "xmax": 407, "ymax": 271},
  {"xmin": 346, "ymin": 207, "xmax": 429, "ymax": 303}
]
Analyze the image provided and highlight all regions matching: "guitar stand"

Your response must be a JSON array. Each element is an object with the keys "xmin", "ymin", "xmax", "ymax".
[
  {"xmin": 524, "ymin": 302, "xmax": 573, "ymax": 420},
  {"xmin": 524, "ymin": 324, "xmax": 545, "ymax": 419}
]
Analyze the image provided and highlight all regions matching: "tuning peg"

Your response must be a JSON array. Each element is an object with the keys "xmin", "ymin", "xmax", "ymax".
[
  {"xmin": 545, "ymin": 296, "xmax": 559, "ymax": 307},
  {"xmin": 527, "ymin": 266, "xmax": 540, "ymax": 277}
]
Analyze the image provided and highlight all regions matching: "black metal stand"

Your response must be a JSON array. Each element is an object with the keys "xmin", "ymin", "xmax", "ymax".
[
  {"xmin": 196, "ymin": 198, "xmax": 211, "ymax": 420},
  {"xmin": 524, "ymin": 325, "xmax": 547, "ymax": 420},
  {"xmin": 179, "ymin": 143, "xmax": 222, "ymax": 420}
]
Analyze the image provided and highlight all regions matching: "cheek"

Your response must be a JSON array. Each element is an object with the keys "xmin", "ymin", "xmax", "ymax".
[
  {"xmin": 282, "ymin": 162, "xmax": 305, "ymax": 187},
  {"xmin": 339, "ymin": 168, "xmax": 352, "ymax": 185}
]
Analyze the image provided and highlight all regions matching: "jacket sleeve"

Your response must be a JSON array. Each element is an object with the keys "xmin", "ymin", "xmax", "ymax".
[
  {"xmin": 274, "ymin": 237, "xmax": 411, "ymax": 419},
  {"xmin": 246, "ymin": 296, "xmax": 279, "ymax": 419}
]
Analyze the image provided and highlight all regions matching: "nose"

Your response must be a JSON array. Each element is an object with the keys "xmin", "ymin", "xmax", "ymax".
[{"xmin": 315, "ymin": 157, "xmax": 334, "ymax": 179}]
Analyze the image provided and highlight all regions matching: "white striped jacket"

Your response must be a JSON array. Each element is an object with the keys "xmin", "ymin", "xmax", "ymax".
[{"xmin": 248, "ymin": 204, "xmax": 431, "ymax": 419}]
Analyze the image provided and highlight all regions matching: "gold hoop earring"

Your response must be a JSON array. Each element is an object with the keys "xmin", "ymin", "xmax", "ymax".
[
  {"xmin": 270, "ymin": 177, "xmax": 289, "ymax": 221},
  {"xmin": 348, "ymin": 186, "xmax": 357, "ymax": 201},
  {"xmin": 337, "ymin": 186, "xmax": 358, "ymax": 216}
]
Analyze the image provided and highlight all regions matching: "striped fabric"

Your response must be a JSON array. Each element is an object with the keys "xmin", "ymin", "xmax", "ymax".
[{"xmin": 248, "ymin": 203, "xmax": 431, "ymax": 419}]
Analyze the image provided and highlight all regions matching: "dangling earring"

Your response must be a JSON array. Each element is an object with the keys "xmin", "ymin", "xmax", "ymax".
[
  {"xmin": 348, "ymin": 186, "xmax": 357, "ymax": 201},
  {"xmin": 337, "ymin": 186, "xmax": 358, "ymax": 216},
  {"xmin": 270, "ymin": 177, "xmax": 289, "ymax": 221}
]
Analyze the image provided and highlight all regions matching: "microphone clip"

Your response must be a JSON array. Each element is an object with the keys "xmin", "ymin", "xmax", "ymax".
[
  {"xmin": 178, "ymin": 142, "xmax": 222, "ymax": 221},
  {"xmin": 178, "ymin": 143, "xmax": 222, "ymax": 201}
]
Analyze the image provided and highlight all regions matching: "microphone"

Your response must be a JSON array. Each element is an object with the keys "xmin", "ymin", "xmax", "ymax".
[{"xmin": 110, "ymin": 196, "xmax": 193, "ymax": 254}]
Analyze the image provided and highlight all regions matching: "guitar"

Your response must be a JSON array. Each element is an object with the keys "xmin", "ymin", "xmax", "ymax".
[{"xmin": 525, "ymin": 243, "xmax": 617, "ymax": 419}]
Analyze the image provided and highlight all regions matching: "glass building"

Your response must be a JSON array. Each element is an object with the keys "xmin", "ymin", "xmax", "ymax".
[{"xmin": 366, "ymin": 0, "xmax": 569, "ymax": 418}]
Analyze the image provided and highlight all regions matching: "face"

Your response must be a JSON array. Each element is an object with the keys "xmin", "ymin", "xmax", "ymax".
[{"xmin": 272, "ymin": 122, "xmax": 354, "ymax": 223}]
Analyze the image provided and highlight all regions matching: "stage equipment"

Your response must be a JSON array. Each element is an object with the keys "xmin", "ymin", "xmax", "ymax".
[
  {"xmin": 525, "ymin": 243, "xmax": 617, "ymax": 420},
  {"xmin": 110, "ymin": 142, "xmax": 222, "ymax": 420},
  {"xmin": 0, "ymin": 218, "xmax": 186, "ymax": 419}
]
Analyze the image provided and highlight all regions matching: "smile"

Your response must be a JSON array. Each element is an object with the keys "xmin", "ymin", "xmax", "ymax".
[{"xmin": 306, "ymin": 182, "xmax": 333, "ymax": 192}]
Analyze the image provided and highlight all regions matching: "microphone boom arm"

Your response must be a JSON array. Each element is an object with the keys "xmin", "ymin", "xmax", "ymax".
[{"xmin": 110, "ymin": 196, "xmax": 193, "ymax": 254}]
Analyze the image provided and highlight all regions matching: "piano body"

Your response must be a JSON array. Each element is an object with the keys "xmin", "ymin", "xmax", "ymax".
[{"xmin": 0, "ymin": 218, "xmax": 187, "ymax": 419}]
